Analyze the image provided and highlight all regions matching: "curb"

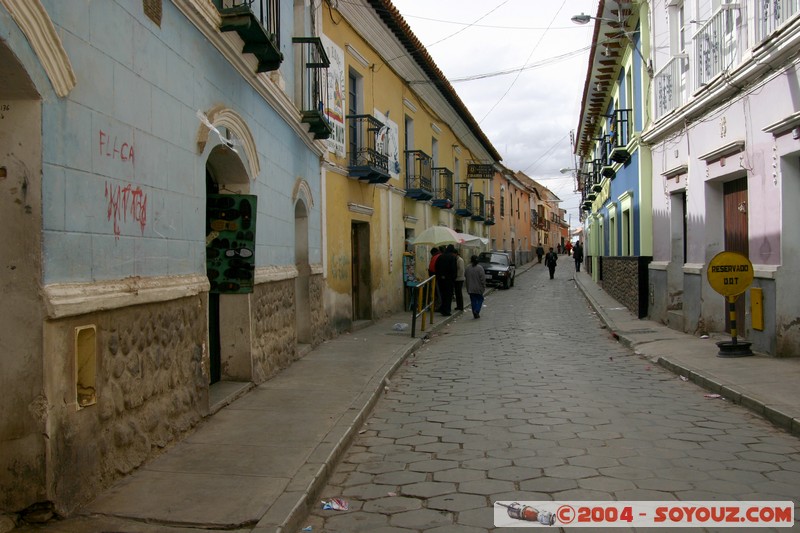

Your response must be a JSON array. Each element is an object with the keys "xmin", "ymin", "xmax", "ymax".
[
  {"xmin": 274, "ymin": 313, "xmax": 460, "ymax": 533},
  {"xmin": 572, "ymin": 274, "xmax": 800, "ymax": 439}
]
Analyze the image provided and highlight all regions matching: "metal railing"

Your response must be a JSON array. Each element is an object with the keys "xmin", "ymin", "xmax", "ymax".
[
  {"xmin": 693, "ymin": 4, "xmax": 745, "ymax": 89},
  {"xmin": 471, "ymin": 192, "xmax": 485, "ymax": 220},
  {"xmin": 410, "ymin": 275, "xmax": 436, "ymax": 338},
  {"xmin": 215, "ymin": 0, "xmax": 280, "ymax": 46},
  {"xmin": 293, "ymin": 38, "xmax": 329, "ymax": 112},
  {"xmin": 432, "ymin": 167, "xmax": 453, "ymax": 207},
  {"xmin": 654, "ymin": 54, "xmax": 689, "ymax": 119},
  {"xmin": 404, "ymin": 150, "xmax": 432, "ymax": 193},
  {"xmin": 346, "ymin": 114, "xmax": 389, "ymax": 177},
  {"xmin": 609, "ymin": 109, "xmax": 631, "ymax": 150},
  {"xmin": 756, "ymin": 0, "xmax": 799, "ymax": 42},
  {"xmin": 455, "ymin": 182, "xmax": 473, "ymax": 215}
]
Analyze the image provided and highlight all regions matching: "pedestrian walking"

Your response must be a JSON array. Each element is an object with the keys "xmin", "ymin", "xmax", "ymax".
[
  {"xmin": 557, "ymin": 243, "xmax": 562, "ymax": 255},
  {"xmin": 565, "ymin": 241, "xmax": 573, "ymax": 256},
  {"xmin": 436, "ymin": 244, "xmax": 458, "ymax": 316},
  {"xmin": 545, "ymin": 246, "xmax": 558, "ymax": 279},
  {"xmin": 536, "ymin": 244, "xmax": 544, "ymax": 264},
  {"xmin": 454, "ymin": 250, "xmax": 465, "ymax": 311},
  {"xmin": 428, "ymin": 247, "xmax": 441, "ymax": 310},
  {"xmin": 574, "ymin": 241, "xmax": 584, "ymax": 272},
  {"xmin": 464, "ymin": 255, "xmax": 486, "ymax": 318}
]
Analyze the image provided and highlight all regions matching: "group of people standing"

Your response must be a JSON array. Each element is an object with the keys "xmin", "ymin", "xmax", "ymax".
[
  {"xmin": 429, "ymin": 245, "xmax": 486, "ymax": 319},
  {"xmin": 428, "ymin": 240, "xmax": 586, "ymax": 318},
  {"xmin": 536, "ymin": 241, "xmax": 585, "ymax": 279}
]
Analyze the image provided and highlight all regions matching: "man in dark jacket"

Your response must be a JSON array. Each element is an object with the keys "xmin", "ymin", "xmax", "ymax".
[
  {"xmin": 544, "ymin": 247, "xmax": 558, "ymax": 279},
  {"xmin": 436, "ymin": 244, "xmax": 458, "ymax": 316},
  {"xmin": 573, "ymin": 241, "xmax": 584, "ymax": 272}
]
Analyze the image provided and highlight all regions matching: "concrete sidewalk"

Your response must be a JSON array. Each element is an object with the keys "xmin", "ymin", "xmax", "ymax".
[
  {"xmin": 572, "ymin": 268, "xmax": 800, "ymax": 437},
  {"xmin": 15, "ymin": 261, "xmax": 799, "ymax": 533},
  {"xmin": 16, "ymin": 304, "xmax": 460, "ymax": 533}
]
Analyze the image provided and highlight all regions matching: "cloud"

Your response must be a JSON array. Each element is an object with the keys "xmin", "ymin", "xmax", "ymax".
[{"xmin": 390, "ymin": 0, "xmax": 599, "ymax": 224}]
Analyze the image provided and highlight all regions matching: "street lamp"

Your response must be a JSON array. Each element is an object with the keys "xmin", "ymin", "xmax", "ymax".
[
  {"xmin": 570, "ymin": 13, "xmax": 654, "ymax": 78},
  {"xmin": 570, "ymin": 13, "xmax": 619, "ymax": 25}
]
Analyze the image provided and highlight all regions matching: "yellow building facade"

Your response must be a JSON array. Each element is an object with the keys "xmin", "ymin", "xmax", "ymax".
[{"xmin": 320, "ymin": 1, "xmax": 501, "ymax": 333}]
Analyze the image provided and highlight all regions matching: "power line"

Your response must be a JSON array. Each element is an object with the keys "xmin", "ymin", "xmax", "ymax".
[
  {"xmin": 478, "ymin": 0, "xmax": 568, "ymax": 124},
  {"xmin": 400, "ymin": 14, "xmax": 578, "ymax": 31}
]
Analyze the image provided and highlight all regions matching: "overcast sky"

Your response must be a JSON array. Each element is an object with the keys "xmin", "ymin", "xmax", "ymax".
[{"xmin": 389, "ymin": 0, "xmax": 600, "ymax": 227}]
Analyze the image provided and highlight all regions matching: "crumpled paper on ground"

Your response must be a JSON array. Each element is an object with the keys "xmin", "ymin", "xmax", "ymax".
[{"xmin": 321, "ymin": 498, "xmax": 349, "ymax": 511}]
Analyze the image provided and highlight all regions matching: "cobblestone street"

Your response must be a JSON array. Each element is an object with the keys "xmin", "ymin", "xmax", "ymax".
[{"xmin": 305, "ymin": 264, "xmax": 800, "ymax": 532}]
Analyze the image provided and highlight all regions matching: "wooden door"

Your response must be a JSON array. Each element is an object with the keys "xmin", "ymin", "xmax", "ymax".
[{"xmin": 723, "ymin": 178, "xmax": 748, "ymax": 333}]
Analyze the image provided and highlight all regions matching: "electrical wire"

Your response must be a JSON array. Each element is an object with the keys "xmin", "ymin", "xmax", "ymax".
[{"xmin": 478, "ymin": 0, "xmax": 568, "ymax": 124}]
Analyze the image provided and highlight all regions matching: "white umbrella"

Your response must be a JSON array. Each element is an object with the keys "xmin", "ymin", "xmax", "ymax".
[
  {"xmin": 409, "ymin": 226, "xmax": 461, "ymax": 246},
  {"xmin": 457, "ymin": 232, "xmax": 488, "ymax": 247}
]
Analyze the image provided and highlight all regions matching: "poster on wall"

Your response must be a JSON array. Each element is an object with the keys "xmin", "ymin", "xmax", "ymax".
[
  {"xmin": 321, "ymin": 34, "xmax": 346, "ymax": 159},
  {"xmin": 206, "ymin": 194, "xmax": 257, "ymax": 294},
  {"xmin": 374, "ymin": 109, "xmax": 401, "ymax": 178}
]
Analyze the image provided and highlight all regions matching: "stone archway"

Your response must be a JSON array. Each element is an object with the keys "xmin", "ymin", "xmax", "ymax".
[
  {"xmin": 294, "ymin": 199, "xmax": 311, "ymax": 345},
  {"xmin": 205, "ymin": 142, "xmax": 253, "ymax": 385},
  {"xmin": 292, "ymin": 179, "xmax": 314, "ymax": 346}
]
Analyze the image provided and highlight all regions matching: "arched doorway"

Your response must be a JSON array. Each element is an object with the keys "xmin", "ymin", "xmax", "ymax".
[
  {"xmin": 294, "ymin": 200, "xmax": 311, "ymax": 345},
  {"xmin": 0, "ymin": 41, "xmax": 46, "ymax": 511},
  {"xmin": 205, "ymin": 143, "xmax": 253, "ymax": 385}
]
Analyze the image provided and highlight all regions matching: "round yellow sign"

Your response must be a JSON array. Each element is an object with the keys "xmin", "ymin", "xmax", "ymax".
[{"xmin": 707, "ymin": 251, "xmax": 754, "ymax": 296}]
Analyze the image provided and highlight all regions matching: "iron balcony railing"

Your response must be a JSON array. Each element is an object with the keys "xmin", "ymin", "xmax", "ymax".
[
  {"xmin": 654, "ymin": 54, "xmax": 689, "ymax": 119},
  {"xmin": 404, "ymin": 150, "xmax": 433, "ymax": 201},
  {"xmin": 454, "ymin": 182, "xmax": 473, "ymax": 217},
  {"xmin": 470, "ymin": 192, "xmax": 485, "ymax": 221},
  {"xmin": 346, "ymin": 114, "xmax": 390, "ymax": 183},
  {"xmin": 609, "ymin": 109, "xmax": 632, "ymax": 164},
  {"xmin": 215, "ymin": 0, "xmax": 282, "ymax": 72},
  {"xmin": 694, "ymin": 4, "xmax": 745, "ymax": 89},
  {"xmin": 598, "ymin": 135, "xmax": 616, "ymax": 179},
  {"xmin": 431, "ymin": 167, "xmax": 454, "ymax": 209},
  {"xmin": 756, "ymin": 0, "xmax": 800, "ymax": 42},
  {"xmin": 485, "ymin": 198, "xmax": 495, "ymax": 225},
  {"xmin": 293, "ymin": 37, "xmax": 331, "ymax": 140}
]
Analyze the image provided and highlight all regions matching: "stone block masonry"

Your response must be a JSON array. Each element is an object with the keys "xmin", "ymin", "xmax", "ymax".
[
  {"xmin": 44, "ymin": 296, "xmax": 207, "ymax": 514},
  {"xmin": 601, "ymin": 256, "xmax": 652, "ymax": 319}
]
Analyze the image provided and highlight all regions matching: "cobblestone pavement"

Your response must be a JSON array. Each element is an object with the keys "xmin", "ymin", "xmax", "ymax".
[{"xmin": 304, "ymin": 265, "xmax": 800, "ymax": 532}]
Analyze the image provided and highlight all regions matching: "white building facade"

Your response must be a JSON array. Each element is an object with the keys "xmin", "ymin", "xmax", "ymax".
[{"xmin": 645, "ymin": 0, "xmax": 800, "ymax": 356}]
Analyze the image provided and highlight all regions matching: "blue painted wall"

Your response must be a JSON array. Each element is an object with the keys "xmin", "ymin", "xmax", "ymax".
[{"xmin": 32, "ymin": 0, "xmax": 320, "ymax": 283}]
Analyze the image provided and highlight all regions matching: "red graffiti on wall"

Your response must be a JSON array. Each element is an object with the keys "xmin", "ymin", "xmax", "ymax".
[
  {"xmin": 99, "ymin": 130, "xmax": 134, "ymax": 163},
  {"xmin": 105, "ymin": 182, "xmax": 147, "ymax": 238}
]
